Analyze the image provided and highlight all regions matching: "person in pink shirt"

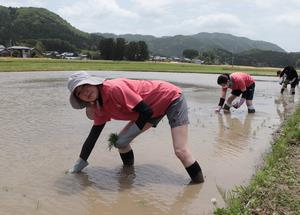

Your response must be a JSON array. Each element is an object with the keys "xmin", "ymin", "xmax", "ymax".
[
  {"xmin": 215, "ymin": 72, "xmax": 255, "ymax": 113},
  {"xmin": 67, "ymin": 72, "xmax": 204, "ymax": 183}
]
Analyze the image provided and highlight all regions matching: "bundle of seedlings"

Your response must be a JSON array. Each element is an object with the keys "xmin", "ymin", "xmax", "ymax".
[{"xmin": 108, "ymin": 133, "xmax": 118, "ymax": 151}]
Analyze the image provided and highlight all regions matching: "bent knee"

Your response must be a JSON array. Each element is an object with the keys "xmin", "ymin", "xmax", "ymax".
[
  {"xmin": 174, "ymin": 148, "xmax": 190, "ymax": 160},
  {"xmin": 114, "ymin": 139, "xmax": 130, "ymax": 149}
]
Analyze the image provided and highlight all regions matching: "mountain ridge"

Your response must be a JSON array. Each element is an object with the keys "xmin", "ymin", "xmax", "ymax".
[{"xmin": 96, "ymin": 32, "xmax": 285, "ymax": 56}]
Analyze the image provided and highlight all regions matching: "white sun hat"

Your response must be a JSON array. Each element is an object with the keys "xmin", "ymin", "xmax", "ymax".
[{"xmin": 67, "ymin": 71, "xmax": 105, "ymax": 109}]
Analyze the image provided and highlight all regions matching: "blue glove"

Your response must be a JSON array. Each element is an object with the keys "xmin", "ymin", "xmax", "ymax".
[
  {"xmin": 69, "ymin": 158, "xmax": 89, "ymax": 173},
  {"xmin": 215, "ymin": 106, "xmax": 222, "ymax": 113},
  {"xmin": 115, "ymin": 122, "xmax": 142, "ymax": 148}
]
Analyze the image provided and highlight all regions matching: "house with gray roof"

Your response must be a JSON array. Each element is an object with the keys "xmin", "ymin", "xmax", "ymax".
[
  {"xmin": 0, "ymin": 45, "xmax": 10, "ymax": 57},
  {"xmin": 7, "ymin": 46, "xmax": 35, "ymax": 58}
]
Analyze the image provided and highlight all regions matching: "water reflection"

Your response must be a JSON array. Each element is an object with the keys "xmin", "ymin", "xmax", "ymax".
[
  {"xmin": 117, "ymin": 166, "xmax": 136, "ymax": 191},
  {"xmin": 163, "ymin": 183, "xmax": 203, "ymax": 215},
  {"xmin": 55, "ymin": 172, "xmax": 94, "ymax": 195},
  {"xmin": 54, "ymin": 164, "xmax": 203, "ymax": 215},
  {"xmin": 274, "ymin": 94, "xmax": 295, "ymax": 121},
  {"xmin": 55, "ymin": 164, "xmax": 185, "ymax": 194},
  {"xmin": 216, "ymin": 113, "xmax": 254, "ymax": 154}
]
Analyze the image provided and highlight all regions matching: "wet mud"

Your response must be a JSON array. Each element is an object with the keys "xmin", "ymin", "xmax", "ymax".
[{"xmin": 0, "ymin": 71, "xmax": 298, "ymax": 215}]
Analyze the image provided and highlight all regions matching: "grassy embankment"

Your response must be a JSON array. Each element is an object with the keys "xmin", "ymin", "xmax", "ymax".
[
  {"xmin": 214, "ymin": 106, "xmax": 300, "ymax": 214},
  {"xmin": 0, "ymin": 57, "xmax": 279, "ymax": 76}
]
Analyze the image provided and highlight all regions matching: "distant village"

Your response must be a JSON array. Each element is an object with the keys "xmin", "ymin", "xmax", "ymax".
[
  {"xmin": 0, "ymin": 45, "xmax": 88, "ymax": 60},
  {"xmin": 0, "ymin": 44, "xmax": 204, "ymax": 64}
]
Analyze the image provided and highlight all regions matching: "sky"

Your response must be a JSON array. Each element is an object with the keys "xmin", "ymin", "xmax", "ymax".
[{"xmin": 1, "ymin": 0, "xmax": 300, "ymax": 52}]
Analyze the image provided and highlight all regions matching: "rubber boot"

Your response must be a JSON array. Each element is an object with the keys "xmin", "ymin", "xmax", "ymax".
[
  {"xmin": 291, "ymin": 88, "xmax": 295, "ymax": 95},
  {"xmin": 248, "ymin": 108, "xmax": 255, "ymax": 113},
  {"xmin": 119, "ymin": 150, "xmax": 134, "ymax": 166},
  {"xmin": 186, "ymin": 161, "xmax": 204, "ymax": 183}
]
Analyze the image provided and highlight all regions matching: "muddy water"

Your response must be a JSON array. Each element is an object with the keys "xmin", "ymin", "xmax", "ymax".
[{"xmin": 0, "ymin": 71, "xmax": 298, "ymax": 215}]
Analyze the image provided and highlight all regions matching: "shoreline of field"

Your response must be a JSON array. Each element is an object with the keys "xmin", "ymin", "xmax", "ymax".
[{"xmin": 214, "ymin": 106, "xmax": 300, "ymax": 214}]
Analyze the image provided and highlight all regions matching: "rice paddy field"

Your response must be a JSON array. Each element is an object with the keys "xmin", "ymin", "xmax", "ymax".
[{"xmin": 0, "ymin": 70, "xmax": 299, "ymax": 215}]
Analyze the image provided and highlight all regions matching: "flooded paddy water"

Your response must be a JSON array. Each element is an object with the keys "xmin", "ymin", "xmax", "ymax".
[{"xmin": 0, "ymin": 71, "xmax": 299, "ymax": 215}]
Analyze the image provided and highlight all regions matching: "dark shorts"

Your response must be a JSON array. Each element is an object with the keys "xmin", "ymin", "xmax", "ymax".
[
  {"xmin": 148, "ymin": 94, "xmax": 189, "ymax": 128},
  {"xmin": 290, "ymin": 78, "xmax": 299, "ymax": 88},
  {"xmin": 231, "ymin": 83, "xmax": 255, "ymax": 100}
]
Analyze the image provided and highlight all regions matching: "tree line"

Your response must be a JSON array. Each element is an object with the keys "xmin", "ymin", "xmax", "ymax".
[
  {"xmin": 98, "ymin": 38, "xmax": 149, "ymax": 61},
  {"xmin": 182, "ymin": 48, "xmax": 300, "ymax": 68}
]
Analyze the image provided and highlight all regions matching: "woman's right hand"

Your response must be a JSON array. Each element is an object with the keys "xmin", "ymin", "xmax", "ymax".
[
  {"xmin": 68, "ymin": 158, "xmax": 89, "ymax": 173},
  {"xmin": 215, "ymin": 106, "xmax": 222, "ymax": 113}
]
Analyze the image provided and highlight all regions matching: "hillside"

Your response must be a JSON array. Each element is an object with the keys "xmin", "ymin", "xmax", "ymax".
[
  {"xmin": 0, "ymin": 6, "xmax": 102, "ymax": 51},
  {"xmin": 97, "ymin": 32, "xmax": 285, "ymax": 56}
]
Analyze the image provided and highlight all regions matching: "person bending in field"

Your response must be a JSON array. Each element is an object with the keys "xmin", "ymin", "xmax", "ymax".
[
  {"xmin": 215, "ymin": 72, "xmax": 255, "ymax": 114},
  {"xmin": 67, "ymin": 71, "xmax": 204, "ymax": 183},
  {"xmin": 277, "ymin": 65, "xmax": 298, "ymax": 95}
]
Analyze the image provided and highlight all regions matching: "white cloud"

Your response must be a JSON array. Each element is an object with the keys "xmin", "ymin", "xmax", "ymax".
[
  {"xmin": 252, "ymin": 0, "xmax": 300, "ymax": 9},
  {"xmin": 131, "ymin": 0, "xmax": 198, "ymax": 9},
  {"xmin": 276, "ymin": 12, "xmax": 300, "ymax": 27},
  {"xmin": 0, "ymin": 0, "xmax": 45, "ymax": 7},
  {"xmin": 250, "ymin": 0, "xmax": 282, "ymax": 8},
  {"xmin": 58, "ymin": 0, "xmax": 136, "ymax": 19},
  {"xmin": 188, "ymin": 13, "xmax": 242, "ymax": 29},
  {"xmin": 56, "ymin": 0, "xmax": 138, "ymax": 32},
  {"xmin": 146, "ymin": 13, "xmax": 244, "ymax": 37},
  {"xmin": 130, "ymin": 0, "xmax": 206, "ymax": 18},
  {"xmin": 131, "ymin": 0, "xmax": 171, "ymax": 9},
  {"xmin": 129, "ymin": 0, "xmax": 175, "ymax": 18}
]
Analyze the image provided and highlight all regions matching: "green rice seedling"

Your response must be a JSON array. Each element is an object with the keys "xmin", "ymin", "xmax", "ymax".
[{"xmin": 108, "ymin": 133, "xmax": 118, "ymax": 151}]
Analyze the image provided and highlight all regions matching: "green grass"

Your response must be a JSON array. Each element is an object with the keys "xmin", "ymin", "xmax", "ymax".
[
  {"xmin": 214, "ymin": 106, "xmax": 300, "ymax": 215},
  {"xmin": 0, "ymin": 57, "xmax": 279, "ymax": 76}
]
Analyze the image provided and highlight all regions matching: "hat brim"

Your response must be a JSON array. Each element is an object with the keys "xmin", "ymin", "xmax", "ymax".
[{"xmin": 69, "ymin": 76, "xmax": 105, "ymax": 109}]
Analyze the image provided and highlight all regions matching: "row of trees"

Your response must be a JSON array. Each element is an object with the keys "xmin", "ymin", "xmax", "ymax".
[
  {"xmin": 182, "ymin": 48, "xmax": 300, "ymax": 68},
  {"xmin": 98, "ymin": 38, "xmax": 149, "ymax": 61},
  {"xmin": 8, "ymin": 37, "xmax": 150, "ymax": 61}
]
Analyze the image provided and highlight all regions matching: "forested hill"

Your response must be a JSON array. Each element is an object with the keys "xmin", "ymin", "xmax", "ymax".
[
  {"xmin": 97, "ymin": 32, "xmax": 285, "ymax": 56},
  {"xmin": 0, "ymin": 6, "xmax": 103, "ymax": 51}
]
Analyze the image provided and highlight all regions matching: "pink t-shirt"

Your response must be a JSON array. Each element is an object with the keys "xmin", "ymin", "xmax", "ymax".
[
  {"xmin": 92, "ymin": 78, "xmax": 181, "ymax": 125},
  {"xmin": 223, "ymin": 72, "xmax": 255, "ymax": 91},
  {"xmin": 230, "ymin": 72, "xmax": 255, "ymax": 90}
]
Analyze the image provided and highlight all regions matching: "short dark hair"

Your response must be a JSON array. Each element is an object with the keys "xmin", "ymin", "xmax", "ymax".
[
  {"xmin": 217, "ymin": 74, "xmax": 229, "ymax": 85},
  {"xmin": 276, "ymin": 70, "xmax": 281, "ymax": 76}
]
